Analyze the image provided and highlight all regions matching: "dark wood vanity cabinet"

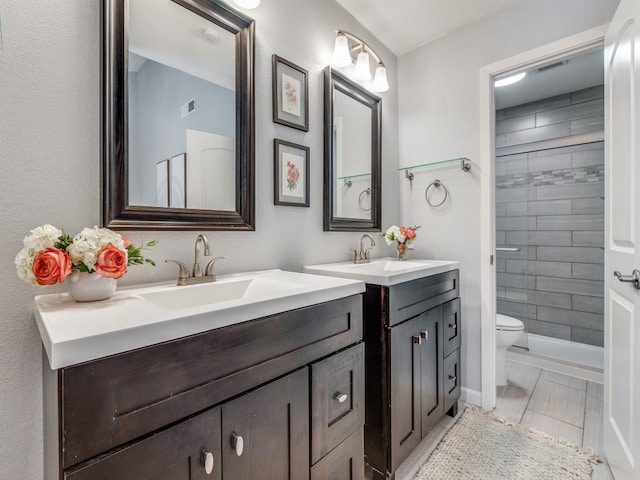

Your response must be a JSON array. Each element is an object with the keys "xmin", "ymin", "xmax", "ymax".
[
  {"xmin": 364, "ymin": 270, "xmax": 461, "ymax": 480},
  {"xmin": 45, "ymin": 295, "xmax": 365, "ymax": 480}
]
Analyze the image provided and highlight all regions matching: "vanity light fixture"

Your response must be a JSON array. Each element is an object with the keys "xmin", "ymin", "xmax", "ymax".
[
  {"xmin": 231, "ymin": 0, "xmax": 260, "ymax": 9},
  {"xmin": 331, "ymin": 30, "xmax": 389, "ymax": 92},
  {"xmin": 495, "ymin": 71, "xmax": 526, "ymax": 87}
]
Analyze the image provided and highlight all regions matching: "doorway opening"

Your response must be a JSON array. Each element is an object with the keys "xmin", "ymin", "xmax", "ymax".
[
  {"xmin": 494, "ymin": 47, "xmax": 605, "ymax": 372},
  {"xmin": 479, "ymin": 25, "xmax": 607, "ymax": 410}
]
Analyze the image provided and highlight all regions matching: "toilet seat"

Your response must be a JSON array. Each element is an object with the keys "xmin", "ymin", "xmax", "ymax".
[{"xmin": 496, "ymin": 314, "xmax": 524, "ymax": 331}]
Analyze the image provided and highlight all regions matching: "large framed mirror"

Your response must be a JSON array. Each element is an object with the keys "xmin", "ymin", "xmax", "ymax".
[
  {"xmin": 323, "ymin": 67, "xmax": 381, "ymax": 231},
  {"xmin": 102, "ymin": 0, "xmax": 255, "ymax": 230}
]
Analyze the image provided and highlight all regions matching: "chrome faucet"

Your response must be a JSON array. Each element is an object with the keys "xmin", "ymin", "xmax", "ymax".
[
  {"xmin": 352, "ymin": 233, "xmax": 376, "ymax": 264},
  {"xmin": 192, "ymin": 234, "xmax": 211, "ymax": 277},
  {"xmin": 166, "ymin": 234, "xmax": 225, "ymax": 286}
]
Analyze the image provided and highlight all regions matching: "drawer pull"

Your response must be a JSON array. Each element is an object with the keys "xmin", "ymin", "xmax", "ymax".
[
  {"xmin": 420, "ymin": 330, "xmax": 429, "ymax": 340},
  {"xmin": 448, "ymin": 323, "xmax": 457, "ymax": 329},
  {"xmin": 231, "ymin": 432, "xmax": 244, "ymax": 457},
  {"xmin": 449, "ymin": 375, "xmax": 457, "ymax": 382},
  {"xmin": 412, "ymin": 334, "xmax": 422, "ymax": 345},
  {"xmin": 334, "ymin": 392, "xmax": 348, "ymax": 403},
  {"xmin": 201, "ymin": 450, "xmax": 215, "ymax": 475}
]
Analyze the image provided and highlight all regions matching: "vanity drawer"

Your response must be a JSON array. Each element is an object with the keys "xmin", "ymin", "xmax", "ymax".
[
  {"xmin": 444, "ymin": 349, "xmax": 461, "ymax": 414},
  {"xmin": 311, "ymin": 428, "xmax": 364, "ymax": 480},
  {"xmin": 311, "ymin": 343, "xmax": 365, "ymax": 464},
  {"xmin": 443, "ymin": 297, "xmax": 461, "ymax": 358},
  {"xmin": 64, "ymin": 406, "xmax": 221, "ymax": 480},
  {"xmin": 61, "ymin": 294, "xmax": 362, "ymax": 468},
  {"xmin": 388, "ymin": 270, "xmax": 459, "ymax": 326}
]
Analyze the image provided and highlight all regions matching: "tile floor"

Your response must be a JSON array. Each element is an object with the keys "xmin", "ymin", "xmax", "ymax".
[{"xmin": 496, "ymin": 360, "xmax": 614, "ymax": 480}]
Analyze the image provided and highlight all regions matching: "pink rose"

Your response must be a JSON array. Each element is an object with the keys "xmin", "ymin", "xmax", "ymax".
[
  {"xmin": 32, "ymin": 248, "xmax": 72, "ymax": 285},
  {"xmin": 95, "ymin": 243, "xmax": 127, "ymax": 279},
  {"xmin": 121, "ymin": 236, "xmax": 132, "ymax": 248}
]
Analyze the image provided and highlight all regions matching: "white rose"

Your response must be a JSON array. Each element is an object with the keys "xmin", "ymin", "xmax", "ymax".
[{"xmin": 14, "ymin": 247, "xmax": 37, "ymax": 285}]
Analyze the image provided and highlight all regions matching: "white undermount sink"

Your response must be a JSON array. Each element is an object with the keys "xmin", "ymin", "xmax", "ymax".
[
  {"xmin": 34, "ymin": 269, "xmax": 364, "ymax": 369},
  {"xmin": 304, "ymin": 257, "xmax": 459, "ymax": 286},
  {"xmin": 136, "ymin": 276, "xmax": 302, "ymax": 310}
]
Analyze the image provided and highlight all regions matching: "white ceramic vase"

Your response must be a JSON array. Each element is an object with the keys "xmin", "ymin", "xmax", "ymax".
[{"xmin": 68, "ymin": 271, "xmax": 117, "ymax": 302}]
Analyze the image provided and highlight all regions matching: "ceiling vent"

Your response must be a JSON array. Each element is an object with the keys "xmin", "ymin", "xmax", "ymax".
[{"xmin": 537, "ymin": 60, "xmax": 569, "ymax": 73}]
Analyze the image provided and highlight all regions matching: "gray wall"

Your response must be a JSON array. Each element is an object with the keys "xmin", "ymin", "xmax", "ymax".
[
  {"xmin": 0, "ymin": 1, "xmax": 399, "ymax": 478},
  {"xmin": 397, "ymin": 0, "xmax": 618, "ymax": 397},
  {"xmin": 496, "ymin": 86, "xmax": 604, "ymax": 346}
]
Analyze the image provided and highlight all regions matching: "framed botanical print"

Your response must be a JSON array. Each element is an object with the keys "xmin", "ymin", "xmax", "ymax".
[
  {"xmin": 272, "ymin": 55, "xmax": 309, "ymax": 131},
  {"xmin": 274, "ymin": 139, "xmax": 310, "ymax": 207}
]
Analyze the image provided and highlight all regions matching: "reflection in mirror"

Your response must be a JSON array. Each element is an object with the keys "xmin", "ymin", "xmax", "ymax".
[
  {"xmin": 128, "ymin": 0, "xmax": 236, "ymax": 210},
  {"xmin": 324, "ymin": 67, "xmax": 381, "ymax": 231},
  {"xmin": 333, "ymin": 91, "xmax": 372, "ymax": 219},
  {"xmin": 102, "ymin": 0, "xmax": 255, "ymax": 230}
]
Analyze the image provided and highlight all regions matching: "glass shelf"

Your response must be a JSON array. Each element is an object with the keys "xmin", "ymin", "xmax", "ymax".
[
  {"xmin": 399, "ymin": 157, "xmax": 471, "ymax": 180},
  {"xmin": 338, "ymin": 172, "xmax": 372, "ymax": 187},
  {"xmin": 337, "ymin": 172, "xmax": 372, "ymax": 180}
]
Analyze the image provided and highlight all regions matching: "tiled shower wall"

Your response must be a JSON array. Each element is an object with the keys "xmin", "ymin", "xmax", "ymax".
[{"xmin": 495, "ymin": 85, "xmax": 604, "ymax": 347}]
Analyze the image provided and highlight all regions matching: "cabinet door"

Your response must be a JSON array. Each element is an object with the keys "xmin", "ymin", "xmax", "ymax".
[
  {"xmin": 64, "ymin": 407, "xmax": 221, "ymax": 480},
  {"xmin": 419, "ymin": 305, "xmax": 444, "ymax": 436},
  {"xmin": 311, "ymin": 343, "xmax": 365, "ymax": 464},
  {"xmin": 222, "ymin": 368, "xmax": 310, "ymax": 480},
  {"xmin": 390, "ymin": 314, "xmax": 423, "ymax": 471},
  {"xmin": 311, "ymin": 428, "xmax": 364, "ymax": 480}
]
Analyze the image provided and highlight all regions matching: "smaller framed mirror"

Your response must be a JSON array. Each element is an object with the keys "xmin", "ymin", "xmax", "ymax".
[{"xmin": 324, "ymin": 67, "xmax": 381, "ymax": 231}]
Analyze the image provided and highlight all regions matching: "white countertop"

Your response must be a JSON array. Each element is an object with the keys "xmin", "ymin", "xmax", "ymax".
[
  {"xmin": 34, "ymin": 269, "xmax": 365, "ymax": 370},
  {"xmin": 303, "ymin": 257, "xmax": 460, "ymax": 286}
]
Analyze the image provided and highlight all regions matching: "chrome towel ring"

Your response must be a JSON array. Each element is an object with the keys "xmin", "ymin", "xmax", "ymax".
[
  {"xmin": 425, "ymin": 180, "xmax": 448, "ymax": 207},
  {"xmin": 358, "ymin": 188, "xmax": 371, "ymax": 211}
]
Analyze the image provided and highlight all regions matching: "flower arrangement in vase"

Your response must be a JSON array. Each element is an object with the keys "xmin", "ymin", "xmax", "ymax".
[
  {"xmin": 15, "ymin": 225, "xmax": 156, "ymax": 301},
  {"xmin": 382, "ymin": 225, "xmax": 420, "ymax": 260}
]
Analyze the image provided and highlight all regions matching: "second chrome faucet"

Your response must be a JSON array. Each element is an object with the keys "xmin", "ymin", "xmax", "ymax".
[
  {"xmin": 166, "ymin": 234, "xmax": 225, "ymax": 286},
  {"xmin": 352, "ymin": 233, "xmax": 376, "ymax": 264}
]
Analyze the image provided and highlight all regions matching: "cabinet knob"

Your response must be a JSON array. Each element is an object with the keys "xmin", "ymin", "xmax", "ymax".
[
  {"xmin": 201, "ymin": 450, "xmax": 215, "ymax": 475},
  {"xmin": 334, "ymin": 392, "xmax": 348, "ymax": 403},
  {"xmin": 449, "ymin": 375, "xmax": 457, "ymax": 382},
  {"xmin": 231, "ymin": 432, "xmax": 244, "ymax": 457},
  {"xmin": 420, "ymin": 330, "xmax": 429, "ymax": 340},
  {"xmin": 412, "ymin": 334, "xmax": 422, "ymax": 345},
  {"xmin": 448, "ymin": 323, "xmax": 457, "ymax": 329}
]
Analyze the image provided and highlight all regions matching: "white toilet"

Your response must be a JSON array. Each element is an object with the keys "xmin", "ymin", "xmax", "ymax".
[{"xmin": 496, "ymin": 314, "xmax": 525, "ymax": 386}]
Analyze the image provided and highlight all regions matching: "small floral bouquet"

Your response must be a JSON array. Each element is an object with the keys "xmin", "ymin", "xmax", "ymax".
[
  {"xmin": 382, "ymin": 225, "xmax": 420, "ymax": 259},
  {"xmin": 15, "ymin": 224, "xmax": 157, "ymax": 286}
]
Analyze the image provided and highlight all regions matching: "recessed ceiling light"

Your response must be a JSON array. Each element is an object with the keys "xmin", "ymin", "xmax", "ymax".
[{"xmin": 495, "ymin": 72, "xmax": 526, "ymax": 87}]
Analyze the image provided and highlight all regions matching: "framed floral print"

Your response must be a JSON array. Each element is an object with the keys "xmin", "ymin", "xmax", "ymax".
[
  {"xmin": 272, "ymin": 55, "xmax": 309, "ymax": 131},
  {"xmin": 274, "ymin": 139, "xmax": 310, "ymax": 207}
]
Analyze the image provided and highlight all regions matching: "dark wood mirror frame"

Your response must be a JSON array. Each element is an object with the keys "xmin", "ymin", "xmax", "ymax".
[
  {"xmin": 102, "ymin": 0, "xmax": 255, "ymax": 230},
  {"xmin": 323, "ymin": 67, "xmax": 382, "ymax": 232}
]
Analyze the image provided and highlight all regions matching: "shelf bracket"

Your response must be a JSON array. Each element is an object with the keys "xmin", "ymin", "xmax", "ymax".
[
  {"xmin": 405, "ymin": 170, "xmax": 414, "ymax": 182},
  {"xmin": 343, "ymin": 179, "xmax": 352, "ymax": 187},
  {"xmin": 461, "ymin": 159, "xmax": 471, "ymax": 172}
]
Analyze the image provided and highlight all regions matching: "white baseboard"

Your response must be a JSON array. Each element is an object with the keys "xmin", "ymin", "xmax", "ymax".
[{"xmin": 461, "ymin": 387, "xmax": 482, "ymax": 407}]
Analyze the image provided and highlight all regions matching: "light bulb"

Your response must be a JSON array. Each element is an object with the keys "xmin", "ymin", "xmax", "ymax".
[
  {"xmin": 495, "ymin": 72, "xmax": 526, "ymax": 87},
  {"xmin": 352, "ymin": 50, "xmax": 371, "ymax": 81},
  {"xmin": 232, "ymin": 0, "xmax": 260, "ymax": 9},
  {"xmin": 332, "ymin": 33, "xmax": 352, "ymax": 67},
  {"xmin": 371, "ymin": 64, "xmax": 389, "ymax": 92}
]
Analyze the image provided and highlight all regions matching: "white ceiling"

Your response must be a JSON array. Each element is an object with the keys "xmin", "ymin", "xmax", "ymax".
[
  {"xmin": 495, "ymin": 48, "xmax": 604, "ymax": 109},
  {"xmin": 335, "ymin": 0, "xmax": 523, "ymax": 56},
  {"xmin": 129, "ymin": 0, "xmax": 236, "ymax": 90},
  {"xmin": 336, "ymin": 0, "xmax": 604, "ymax": 109}
]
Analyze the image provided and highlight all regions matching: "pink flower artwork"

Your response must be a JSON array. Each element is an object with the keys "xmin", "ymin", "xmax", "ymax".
[{"xmin": 286, "ymin": 161, "xmax": 300, "ymax": 191}]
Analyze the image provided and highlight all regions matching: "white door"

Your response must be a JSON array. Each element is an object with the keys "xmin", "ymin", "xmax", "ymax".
[
  {"xmin": 186, "ymin": 129, "xmax": 235, "ymax": 211},
  {"xmin": 604, "ymin": 0, "xmax": 640, "ymax": 478}
]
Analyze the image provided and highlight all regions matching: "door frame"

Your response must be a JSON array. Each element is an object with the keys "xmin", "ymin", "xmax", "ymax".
[{"xmin": 478, "ymin": 24, "xmax": 608, "ymax": 410}]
